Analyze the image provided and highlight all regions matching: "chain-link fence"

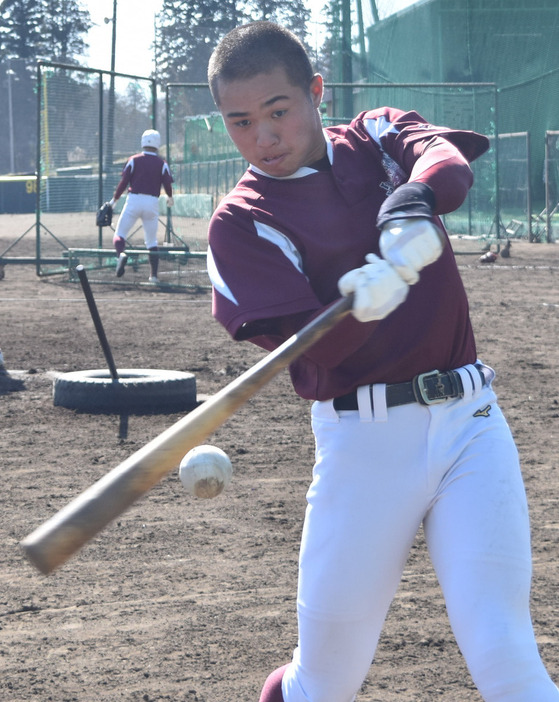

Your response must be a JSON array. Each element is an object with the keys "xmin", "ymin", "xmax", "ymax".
[
  {"xmin": 494, "ymin": 132, "xmax": 532, "ymax": 241},
  {"xmin": 2, "ymin": 73, "xmax": 555, "ymax": 284},
  {"xmin": 166, "ymin": 83, "xmax": 246, "ymax": 214},
  {"xmin": 166, "ymin": 81, "xmax": 499, "ymax": 241},
  {"xmin": 325, "ymin": 82, "xmax": 498, "ymax": 239},
  {"xmin": 31, "ymin": 61, "xmax": 157, "ymax": 275},
  {"xmin": 541, "ymin": 131, "xmax": 559, "ymax": 243}
]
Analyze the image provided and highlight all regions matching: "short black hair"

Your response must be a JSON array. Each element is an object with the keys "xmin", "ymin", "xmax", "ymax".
[{"xmin": 208, "ymin": 21, "xmax": 314, "ymax": 105}]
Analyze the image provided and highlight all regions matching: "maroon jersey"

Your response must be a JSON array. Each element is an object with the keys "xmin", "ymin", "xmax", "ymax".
[
  {"xmin": 208, "ymin": 107, "xmax": 489, "ymax": 400},
  {"xmin": 114, "ymin": 151, "xmax": 174, "ymax": 199}
]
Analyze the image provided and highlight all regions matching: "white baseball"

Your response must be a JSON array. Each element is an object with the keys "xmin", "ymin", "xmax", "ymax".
[{"xmin": 179, "ymin": 445, "xmax": 233, "ymax": 499}]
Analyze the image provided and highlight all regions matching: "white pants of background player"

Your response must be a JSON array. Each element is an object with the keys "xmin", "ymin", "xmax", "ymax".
[
  {"xmin": 114, "ymin": 192, "xmax": 159, "ymax": 248},
  {"xmin": 282, "ymin": 363, "xmax": 559, "ymax": 702}
]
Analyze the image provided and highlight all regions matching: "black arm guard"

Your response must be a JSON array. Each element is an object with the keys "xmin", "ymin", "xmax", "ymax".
[{"xmin": 376, "ymin": 182, "xmax": 436, "ymax": 229}]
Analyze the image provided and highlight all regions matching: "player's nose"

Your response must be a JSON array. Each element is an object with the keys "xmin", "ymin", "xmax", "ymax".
[{"xmin": 255, "ymin": 124, "xmax": 279, "ymax": 148}]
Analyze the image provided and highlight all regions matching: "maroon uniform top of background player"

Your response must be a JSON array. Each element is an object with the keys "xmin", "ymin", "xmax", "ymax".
[{"xmin": 114, "ymin": 151, "xmax": 174, "ymax": 200}]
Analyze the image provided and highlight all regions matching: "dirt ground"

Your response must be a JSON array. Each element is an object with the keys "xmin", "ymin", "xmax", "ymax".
[{"xmin": 1, "ymin": 214, "xmax": 559, "ymax": 701}]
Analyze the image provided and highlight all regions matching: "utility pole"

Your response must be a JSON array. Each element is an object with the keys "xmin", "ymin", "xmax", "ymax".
[
  {"xmin": 7, "ymin": 61, "xmax": 15, "ymax": 173},
  {"xmin": 356, "ymin": 0, "xmax": 368, "ymax": 81},
  {"xmin": 341, "ymin": 0, "xmax": 353, "ymax": 117},
  {"xmin": 106, "ymin": 0, "xmax": 117, "ymax": 170}
]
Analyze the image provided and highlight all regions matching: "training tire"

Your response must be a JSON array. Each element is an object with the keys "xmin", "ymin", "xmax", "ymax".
[{"xmin": 53, "ymin": 369, "xmax": 197, "ymax": 414}]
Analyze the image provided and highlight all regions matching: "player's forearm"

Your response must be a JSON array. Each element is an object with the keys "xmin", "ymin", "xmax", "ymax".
[
  {"xmin": 408, "ymin": 142, "xmax": 474, "ymax": 214},
  {"xmin": 113, "ymin": 179, "xmax": 129, "ymax": 201}
]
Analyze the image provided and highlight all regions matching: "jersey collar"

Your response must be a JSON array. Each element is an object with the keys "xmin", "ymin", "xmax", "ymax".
[{"xmin": 249, "ymin": 130, "xmax": 332, "ymax": 180}]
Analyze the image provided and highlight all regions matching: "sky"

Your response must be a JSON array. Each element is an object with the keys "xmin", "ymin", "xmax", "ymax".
[{"xmin": 83, "ymin": 0, "xmax": 418, "ymax": 78}]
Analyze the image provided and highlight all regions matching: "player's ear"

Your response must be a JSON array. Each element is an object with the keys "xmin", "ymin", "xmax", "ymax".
[{"xmin": 309, "ymin": 74, "xmax": 323, "ymax": 107}]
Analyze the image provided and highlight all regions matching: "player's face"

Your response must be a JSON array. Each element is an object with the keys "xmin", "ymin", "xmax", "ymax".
[{"xmin": 216, "ymin": 67, "xmax": 326, "ymax": 178}]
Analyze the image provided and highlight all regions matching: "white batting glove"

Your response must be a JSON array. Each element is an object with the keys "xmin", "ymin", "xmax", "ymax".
[
  {"xmin": 338, "ymin": 254, "xmax": 409, "ymax": 323},
  {"xmin": 379, "ymin": 217, "xmax": 444, "ymax": 285},
  {"xmin": 109, "ymin": 197, "xmax": 116, "ymax": 208},
  {"xmin": 166, "ymin": 196, "xmax": 174, "ymax": 208}
]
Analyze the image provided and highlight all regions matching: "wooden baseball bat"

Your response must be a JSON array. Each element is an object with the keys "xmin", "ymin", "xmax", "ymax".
[{"xmin": 20, "ymin": 295, "xmax": 353, "ymax": 575}]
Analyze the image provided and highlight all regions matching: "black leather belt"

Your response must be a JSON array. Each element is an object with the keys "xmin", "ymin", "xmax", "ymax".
[{"xmin": 333, "ymin": 367, "xmax": 486, "ymax": 411}]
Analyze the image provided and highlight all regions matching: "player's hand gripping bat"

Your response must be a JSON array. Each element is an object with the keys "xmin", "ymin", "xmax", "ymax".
[{"xmin": 21, "ymin": 296, "xmax": 353, "ymax": 575}]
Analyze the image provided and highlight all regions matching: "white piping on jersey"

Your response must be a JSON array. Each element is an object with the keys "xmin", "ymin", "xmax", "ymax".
[
  {"xmin": 364, "ymin": 114, "xmax": 407, "ymax": 189},
  {"xmin": 206, "ymin": 221, "xmax": 306, "ymax": 307},
  {"xmin": 364, "ymin": 115, "xmax": 399, "ymax": 145},
  {"xmin": 206, "ymin": 245, "xmax": 239, "ymax": 305},
  {"xmin": 253, "ymin": 221, "xmax": 306, "ymax": 277},
  {"xmin": 126, "ymin": 151, "xmax": 171, "ymax": 177},
  {"xmin": 325, "ymin": 134, "xmax": 334, "ymax": 163},
  {"xmin": 251, "ymin": 164, "xmax": 318, "ymax": 179}
]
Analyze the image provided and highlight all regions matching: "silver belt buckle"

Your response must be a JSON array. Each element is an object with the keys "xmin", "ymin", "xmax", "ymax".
[{"xmin": 413, "ymin": 369, "xmax": 447, "ymax": 405}]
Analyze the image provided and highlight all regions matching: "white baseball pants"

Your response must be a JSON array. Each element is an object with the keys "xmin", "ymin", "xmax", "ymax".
[
  {"xmin": 282, "ymin": 366, "xmax": 558, "ymax": 702},
  {"xmin": 114, "ymin": 192, "xmax": 160, "ymax": 248}
]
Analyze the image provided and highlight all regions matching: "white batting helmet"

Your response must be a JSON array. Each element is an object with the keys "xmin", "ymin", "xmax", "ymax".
[{"xmin": 141, "ymin": 129, "xmax": 161, "ymax": 149}]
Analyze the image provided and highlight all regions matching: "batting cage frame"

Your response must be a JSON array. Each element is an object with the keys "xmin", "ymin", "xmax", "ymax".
[
  {"xmin": 33, "ymin": 61, "xmax": 157, "ymax": 274},
  {"xmin": 495, "ymin": 131, "xmax": 533, "ymax": 243},
  {"xmin": 165, "ymin": 82, "xmax": 247, "ymax": 210},
  {"xmin": 540, "ymin": 130, "xmax": 559, "ymax": 243},
  {"xmin": 2, "ymin": 76, "xmax": 550, "ymax": 287},
  {"xmin": 0, "ymin": 61, "xmax": 209, "ymax": 288},
  {"xmin": 31, "ymin": 60, "xmax": 187, "ymax": 283},
  {"xmin": 166, "ymin": 81, "xmax": 502, "ymax": 245},
  {"xmin": 330, "ymin": 82, "xmax": 501, "ymax": 243}
]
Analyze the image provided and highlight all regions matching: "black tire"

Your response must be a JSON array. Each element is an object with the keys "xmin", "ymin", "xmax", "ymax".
[{"xmin": 53, "ymin": 368, "xmax": 197, "ymax": 414}]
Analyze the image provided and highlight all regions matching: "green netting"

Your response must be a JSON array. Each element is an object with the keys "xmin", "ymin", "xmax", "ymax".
[
  {"xmin": 496, "ymin": 132, "xmax": 532, "ymax": 240},
  {"xmin": 166, "ymin": 82, "xmax": 498, "ymax": 238},
  {"xmin": 39, "ymin": 64, "xmax": 156, "ymax": 208},
  {"xmin": 324, "ymin": 82, "xmax": 497, "ymax": 236},
  {"xmin": 541, "ymin": 131, "xmax": 559, "ymax": 242},
  {"xmin": 166, "ymin": 84, "xmax": 247, "ymax": 215},
  {"xmin": 180, "ymin": 115, "xmax": 235, "ymax": 163},
  {"xmin": 35, "ymin": 61, "xmax": 157, "ymax": 274},
  {"xmin": 363, "ymin": 0, "xmax": 559, "ymax": 229}
]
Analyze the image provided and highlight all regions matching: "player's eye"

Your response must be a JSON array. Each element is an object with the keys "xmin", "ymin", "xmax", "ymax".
[
  {"xmin": 234, "ymin": 119, "xmax": 251, "ymax": 128},
  {"xmin": 272, "ymin": 109, "xmax": 287, "ymax": 119}
]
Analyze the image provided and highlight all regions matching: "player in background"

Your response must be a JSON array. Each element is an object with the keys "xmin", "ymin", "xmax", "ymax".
[
  {"xmin": 206, "ymin": 21, "xmax": 559, "ymax": 702},
  {"xmin": 109, "ymin": 129, "xmax": 174, "ymax": 284}
]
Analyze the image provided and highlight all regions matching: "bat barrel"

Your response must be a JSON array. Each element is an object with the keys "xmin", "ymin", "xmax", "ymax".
[
  {"xmin": 20, "ymin": 295, "xmax": 353, "ymax": 574},
  {"xmin": 22, "ymin": 388, "xmax": 250, "ymax": 574}
]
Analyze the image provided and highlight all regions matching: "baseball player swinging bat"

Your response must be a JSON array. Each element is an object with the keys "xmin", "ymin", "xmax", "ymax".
[{"xmin": 20, "ymin": 295, "xmax": 353, "ymax": 575}]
